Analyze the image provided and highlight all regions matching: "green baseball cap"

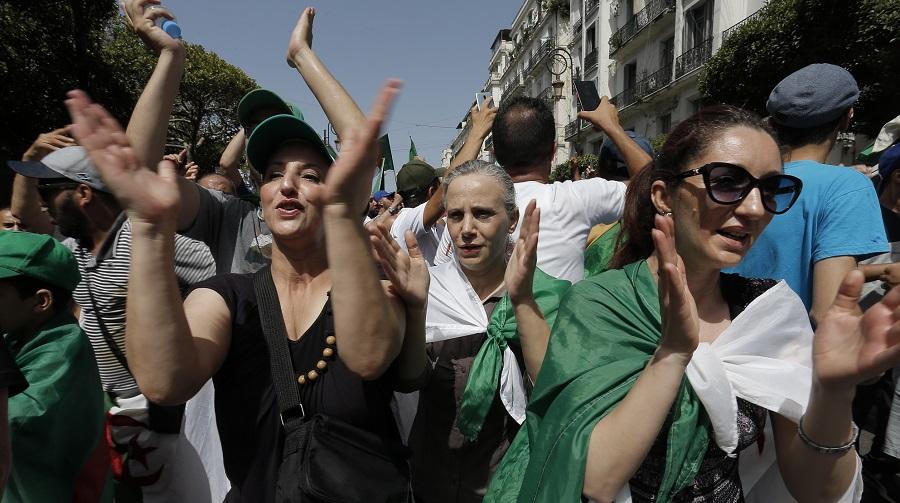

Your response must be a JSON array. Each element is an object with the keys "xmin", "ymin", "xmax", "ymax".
[
  {"xmin": 237, "ymin": 89, "xmax": 304, "ymax": 128},
  {"xmin": 0, "ymin": 232, "xmax": 80, "ymax": 292},
  {"xmin": 246, "ymin": 114, "xmax": 334, "ymax": 171},
  {"xmin": 397, "ymin": 159, "xmax": 438, "ymax": 192}
]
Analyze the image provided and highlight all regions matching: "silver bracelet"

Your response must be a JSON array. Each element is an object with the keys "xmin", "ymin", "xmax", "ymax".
[{"xmin": 797, "ymin": 414, "xmax": 859, "ymax": 455}]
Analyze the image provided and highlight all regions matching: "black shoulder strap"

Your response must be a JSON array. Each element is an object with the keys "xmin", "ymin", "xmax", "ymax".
[
  {"xmin": 83, "ymin": 269, "xmax": 132, "ymax": 376},
  {"xmin": 252, "ymin": 266, "xmax": 306, "ymax": 428}
]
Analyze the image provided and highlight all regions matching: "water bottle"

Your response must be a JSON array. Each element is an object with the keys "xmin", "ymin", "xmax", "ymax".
[{"xmin": 146, "ymin": 4, "xmax": 182, "ymax": 39}]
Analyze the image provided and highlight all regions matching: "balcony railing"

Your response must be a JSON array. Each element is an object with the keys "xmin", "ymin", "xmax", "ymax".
[
  {"xmin": 584, "ymin": 49, "xmax": 598, "ymax": 70},
  {"xmin": 674, "ymin": 37, "xmax": 713, "ymax": 79},
  {"xmin": 585, "ymin": 0, "xmax": 599, "ymax": 16},
  {"xmin": 636, "ymin": 64, "xmax": 673, "ymax": 97},
  {"xmin": 610, "ymin": 86, "xmax": 637, "ymax": 108},
  {"xmin": 609, "ymin": 0, "xmax": 675, "ymax": 53},
  {"xmin": 537, "ymin": 86, "xmax": 554, "ymax": 104},
  {"xmin": 722, "ymin": 8, "xmax": 763, "ymax": 41},
  {"xmin": 572, "ymin": 17, "xmax": 583, "ymax": 35},
  {"xmin": 565, "ymin": 118, "xmax": 590, "ymax": 139},
  {"xmin": 610, "ymin": 64, "xmax": 674, "ymax": 110},
  {"xmin": 501, "ymin": 81, "xmax": 525, "ymax": 105}
]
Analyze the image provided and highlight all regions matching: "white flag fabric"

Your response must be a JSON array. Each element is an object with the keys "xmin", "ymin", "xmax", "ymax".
[{"xmin": 612, "ymin": 281, "xmax": 862, "ymax": 502}]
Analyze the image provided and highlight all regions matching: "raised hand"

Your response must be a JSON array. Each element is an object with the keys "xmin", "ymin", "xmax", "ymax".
[
  {"xmin": 22, "ymin": 126, "xmax": 76, "ymax": 161},
  {"xmin": 122, "ymin": 0, "xmax": 181, "ymax": 54},
  {"xmin": 652, "ymin": 214, "xmax": 699, "ymax": 356},
  {"xmin": 286, "ymin": 7, "xmax": 315, "ymax": 68},
  {"xmin": 183, "ymin": 162, "xmax": 199, "ymax": 181},
  {"xmin": 304, "ymin": 80, "xmax": 401, "ymax": 216},
  {"xmin": 813, "ymin": 270, "xmax": 900, "ymax": 392},
  {"xmin": 370, "ymin": 223, "xmax": 429, "ymax": 309},
  {"xmin": 65, "ymin": 90, "xmax": 180, "ymax": 229},
  {"xmin": 506, "ymin": 200, "xmax": 539, "ymax": 305},
  {"xmin": 469, "ymin": 97, "xmax": 498, "ymax": 140},
  {"xmin": 577, "ymin": 96, "xmax": 621, "ymax": 134}
]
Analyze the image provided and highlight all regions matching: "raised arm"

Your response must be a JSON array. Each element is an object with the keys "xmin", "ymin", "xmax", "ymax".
[
  {"xmin": 217, "ymin": 128, "xmax": 247, "ymax": 190},
  {"xmin": 420, "ymin": 99, "xmax": 498, "ymax": 228},
  {"xmin": 506, "ymin": 200, "xmax": 549, "ymax": 381},
  {"xmin": 66, "ymin": 90, "xmax": 229, "ymax": 405},
  {"xmin": 578, "ymin": 97, "xmax": 653, "ymax": 180},
  {"xmin": 370, "ymin": 223, "xmax": 428, "ymax": 386},
  {"xmin": 305, "ymin": 81, "xmax": 409, "ymax": 379},
  {"xmin": 772, "ymin": 270, "xmax": 900, "ymax": 501},
  {"xmin": 10, "ymin": 127, "xmax": 76, "ymax": 234},
  {"xmin": 286, "ymin": 8, "xmax": 365, "ymax": 140},
  {"xmin": 583, "ymin": 215, "xmax": 698, "ymax": 502},
  {"xmin": 122, "ymin": 0, "xmax": 200, "ymax": 231}
]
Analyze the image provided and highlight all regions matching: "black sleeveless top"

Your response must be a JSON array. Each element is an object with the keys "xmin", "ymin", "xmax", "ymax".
[{"xmin": 191, "ymin": 273, "xmax": 401, "ymax": 503}]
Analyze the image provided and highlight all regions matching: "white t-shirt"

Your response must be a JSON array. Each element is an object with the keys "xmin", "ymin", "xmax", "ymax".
[
  {"xmin": 390, "ymin": 204, "xmax": 452, "ymax": 266},
  {"xmin": 513, "ymin": 179, "xmax": 626, "ymax": 282}
]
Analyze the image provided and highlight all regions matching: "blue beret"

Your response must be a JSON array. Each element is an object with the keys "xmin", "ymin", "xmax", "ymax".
[
  {"xmin": 766, "ymin": 64, "xmax": 858, "ymax": 128},
  {"xmin": 878, "ymin": 143, "xmax": 900, "ymax": 180},
  {"xmin": 600, "ymin": 131, "xmax": 654, "ymax": 170}
]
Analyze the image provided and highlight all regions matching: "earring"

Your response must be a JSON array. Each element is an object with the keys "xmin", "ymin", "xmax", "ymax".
[{"xmin": 658, "ymin": 210, "xmax": 673, "ymax": 217}]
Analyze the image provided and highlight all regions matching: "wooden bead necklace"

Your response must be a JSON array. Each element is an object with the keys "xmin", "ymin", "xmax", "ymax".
[{"xmin": 297, "ymin": 335, "xmax": 337, "ymax": 385}]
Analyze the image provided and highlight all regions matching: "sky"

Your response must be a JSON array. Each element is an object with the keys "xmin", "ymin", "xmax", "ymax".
[{"xmin": 163, "ymin": 0, "xmax": 524, "ymax": 167}]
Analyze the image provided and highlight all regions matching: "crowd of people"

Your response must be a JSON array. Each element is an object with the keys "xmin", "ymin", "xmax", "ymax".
[{"xmin": 2, "ymin": 1, "xmax": 900, "ymax": 502}]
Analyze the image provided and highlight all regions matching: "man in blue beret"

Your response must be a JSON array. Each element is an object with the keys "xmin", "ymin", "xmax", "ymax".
[{"xmin": 732, "ymin": 63, "xmax": 888, "ymax": 323}]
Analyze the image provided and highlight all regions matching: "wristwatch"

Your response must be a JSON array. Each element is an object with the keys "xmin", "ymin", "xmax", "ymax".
[{"xmin": 388, "ymin": 206, "xmax": 401, "ymax": 215}]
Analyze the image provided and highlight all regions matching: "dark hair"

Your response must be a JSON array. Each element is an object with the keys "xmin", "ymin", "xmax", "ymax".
[
  {"xmin": 4, "ymin": 276, "xmax": 72, "ymax": 315},
  {"xmin": 770, "ymin": 112, "xmax": 845, "ymax": 149},
  {"xmin": 399, "ymin": 179, "xmax": 440, "ymax": 208},
  {"xmin": 492, "ymin": 96, "xmax": 555, "ymax": 175},
  {"xmin": 610, "ymin": 105, "xmax": 777, "ymax": 269}
]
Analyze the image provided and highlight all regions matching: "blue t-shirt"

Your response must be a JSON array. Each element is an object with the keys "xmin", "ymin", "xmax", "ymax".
[{"xmin": 731, "ymin": 160, "xmax": 887, "ymax": 310}]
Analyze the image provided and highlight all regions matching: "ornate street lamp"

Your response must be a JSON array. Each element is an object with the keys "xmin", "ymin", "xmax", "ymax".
[{"xmin": 547, "ymin": 47, "xmax": 575, "ymax": 100}]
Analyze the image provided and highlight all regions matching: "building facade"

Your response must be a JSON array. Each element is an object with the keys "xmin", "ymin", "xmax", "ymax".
[
  {"xmin": 566, "ymin": 0, "xmax": 767, "ymax": 156},
  {"xmin": 448, "ymin": 0, "xmax": 866, "ymax": 170},
  {"xmin": 449, "ymin": 0, "xmax": 576, "ymax": 168}
]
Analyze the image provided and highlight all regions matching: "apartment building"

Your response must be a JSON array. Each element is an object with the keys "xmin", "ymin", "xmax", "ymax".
[
  {"xmin": 449, "ymin": 0, "xmax": 575, "ymax": 168},
  {"xmin": 566, "ymin": 0, "xmax": 767, "ymax": 156}
]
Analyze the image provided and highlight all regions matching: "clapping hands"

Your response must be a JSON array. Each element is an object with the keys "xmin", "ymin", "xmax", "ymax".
[
  {"xmin": 370, "ymin": 223, "xmax": 429, "ymax": 310},
  {"xmin": 506, "ymin": 200, "xmax": 540, "ymax": 305}
]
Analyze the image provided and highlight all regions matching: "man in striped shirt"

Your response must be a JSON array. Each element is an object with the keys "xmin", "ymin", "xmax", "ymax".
[{"xmin": 8, "ymin": 143, "xmax": 217, "ymax": 498}]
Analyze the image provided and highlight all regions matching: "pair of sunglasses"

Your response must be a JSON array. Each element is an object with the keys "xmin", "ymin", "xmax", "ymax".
[
  {"xmin": 36, "ymin": 181, "xmax": 81, "ymax": 199},
  {"xmin": 675, "ymin": 162, "xmax": 802, "ymax": 214}
]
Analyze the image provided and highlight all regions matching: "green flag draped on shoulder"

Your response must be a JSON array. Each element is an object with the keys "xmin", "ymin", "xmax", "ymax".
[
  {"xmin": 457, "ymin": 268, "xmax": 570, "ymax": 441},
  {"xmin": 486, "ymin": 261, "xmax": 711, "ymax": 502}
]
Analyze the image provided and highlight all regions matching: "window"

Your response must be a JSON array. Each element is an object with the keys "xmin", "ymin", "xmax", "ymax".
[
  {"xmin": 660, "ymin": 37, "xmax": 675, "ymax": 67},
  {"xmin": 684, "ymin": 1, "xmax": 714, "ymax": 49},
  {"xmin": 658, "ymin": 113, "xmax": 672, "ymax": 134},
  {"xmin": 586, "ymin": 24, "xmax": 597, "ymax": 53},
  {"xmin": 624, "ymin": 62, "xmax": 637, "ymax": 91}
]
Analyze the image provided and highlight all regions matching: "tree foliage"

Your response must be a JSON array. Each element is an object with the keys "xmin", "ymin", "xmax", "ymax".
[
  {"xmin": 102, "ymin": 19, "xmax": 257, "ymax": 171},
  {"xmin": 699, "ymin": 0, "xmax": 900, "ymax": 138},
  {"xmin": 0, "ymin": 2, "xmax": 257, "ymax": 203},
  {"xmin": 0, "ymin": 0, "xmax": 119, "ymax": 166}
]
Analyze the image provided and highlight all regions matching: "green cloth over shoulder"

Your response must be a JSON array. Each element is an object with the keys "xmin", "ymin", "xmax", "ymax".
[
  {"xmin": 486, "ymin": 261, "xmax": 710, "ymax": 502},
  {"xmin": 457, "ymin": 268, "xmax": 571, "ymax": 440},
  {"xmin": 583, "ymin": 221, "xmax": 622, "ymax": 277},
  {"xmin": 4, "ymin": 311, "xmax": 106, "ymax": 503}
]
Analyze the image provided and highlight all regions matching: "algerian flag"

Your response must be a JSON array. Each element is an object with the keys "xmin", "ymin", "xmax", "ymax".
[{"xmin": 409, "ymin": 136, "xmax": 418, "ymax": 161}]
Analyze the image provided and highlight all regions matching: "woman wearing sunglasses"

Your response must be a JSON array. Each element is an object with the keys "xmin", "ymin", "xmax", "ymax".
[{"xmin": 487, "ymin": 105, "xmax": 900, "ymax": 502}]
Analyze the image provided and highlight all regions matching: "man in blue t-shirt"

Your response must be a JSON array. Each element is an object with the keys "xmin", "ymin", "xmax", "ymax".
[{"xmin": 733, "ymin": 64, "xmax": 888, "ymax": 322}]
